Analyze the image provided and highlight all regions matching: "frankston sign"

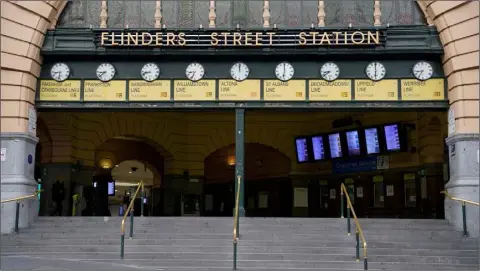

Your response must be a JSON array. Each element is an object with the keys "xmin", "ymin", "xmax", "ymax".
[{"xmin": 98, "ymin": 29, "xmax": 383, "ymax": 47}]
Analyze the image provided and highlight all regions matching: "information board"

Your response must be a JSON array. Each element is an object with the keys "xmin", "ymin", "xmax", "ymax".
[
  {"xmin": 263, "ymin": 80, "xmax": 305, "ymax": 101},
  {"xmin": 400, "ymin": 79, "xmax": 444, "ymax": 100},
  {"xmin": 219, "ymin": 80, "xmax": 261, "ymax": 101},
  {"xmin": 354, "ymin": 80, "xmax": 398, "ymax": 101},
  {"xmin": 309, "ymin": 80, "xmax": 351, "ymax": 101},
  {"xmin": 173, "ymin": 80, "xmax": 216, "ymax": 101},
  {"xmin": 39, "ymin": 80, "xmax": 81, "ymax": 101},
  {"xmin": 129, "ymin": 80, "xmax": 171, "ymax": 101},
  {"xmin": 84, "ymin": 80, "xmax": 127, "ymax": 101}
]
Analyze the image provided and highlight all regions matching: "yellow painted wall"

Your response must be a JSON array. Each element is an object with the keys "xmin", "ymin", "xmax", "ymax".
[{"xmin": 38, "ymin": 111, "xmax": 448, "ymax": 176}]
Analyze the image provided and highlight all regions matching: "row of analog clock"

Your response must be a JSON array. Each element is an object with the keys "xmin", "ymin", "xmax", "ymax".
[{"xmin": 50, "ymin": 61, "xmax": 434, "ymax": 83}]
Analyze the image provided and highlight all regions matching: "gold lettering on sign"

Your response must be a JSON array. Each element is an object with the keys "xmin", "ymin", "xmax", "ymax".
[{"xmin": 100, "ymin": 31, "xmax": 381, "ymax": 46}]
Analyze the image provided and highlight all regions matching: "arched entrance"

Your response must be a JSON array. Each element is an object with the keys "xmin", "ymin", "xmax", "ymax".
[{"xmin": 204, "ymin": 143, "xmax": 291, "ymax": 217}]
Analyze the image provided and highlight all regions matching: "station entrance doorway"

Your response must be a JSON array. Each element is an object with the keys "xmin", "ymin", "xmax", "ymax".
[{"xmin": 36, "ymin": 109, "xmax": 448, "ymax": 219}]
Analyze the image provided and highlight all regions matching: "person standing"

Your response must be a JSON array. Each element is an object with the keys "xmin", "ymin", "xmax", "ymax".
[{"xmin": 52, "ymin": 180, "xmax": 65, "ymax": 216}]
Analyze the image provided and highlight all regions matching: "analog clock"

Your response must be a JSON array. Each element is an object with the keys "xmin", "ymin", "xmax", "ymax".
[
  {"xmin": 275, "ymin": 62, "xmax": 294, "ymax": 81},
  {"xmin": 141, "ymin": 63, "xmax": 160, "ymax": 82},
  {"xmin": 412, "ymin": 61, "xmax": 433, "ymax": 81},
  {"xmin": 230, "ymin": 62, "xmax": 249, "ymax": 81},
  {"xmin": 320, "ymin": 62, "xmax": 340, "ymax": 81},
  {"xmin": 365, "ymin": 61, "xmax": 386, "ymax": 81},
  {"xmin": 185, "ymin": 62, "xmax": 205, "ymax": 81},
  {"xmin": 96, "ymin": 63, "xmax": 116, "ymax": 82},
  {"xmin": 50, "ymin": 63, "xmax": 70, "ymax": 82}
]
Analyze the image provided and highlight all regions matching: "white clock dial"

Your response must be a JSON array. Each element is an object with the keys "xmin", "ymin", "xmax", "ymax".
[
  {"xmin": 185, "ymin": 62, "xmax": 205, "ymax": 81},
  {"xmin": 365, "ymin": 61, "xmax": 386, "ymax": 81},
  {"xmin": 50, "ymin": 63, "xmax": 70, "ymax": 82},
  {"xmin": 275, "ymin": 62, "xmax": 294, "ymax": 81},
  {"xmin": 412, "ymin": 61, "xmax": 433, "ymax": 81},
  {"xmin": 141, "ymin": 63, "xmax": 160, "ymax": 82},
  {"xmin": 230, "ymin": 62, "xmax": 249, "ymax": 81},
  {"xmin": 320, "ymin": 62, "xmax": 340, "ymax": 81},
  {"xmin": 96, "ymin": 63, "xmax": 116, "ymax": 82}
]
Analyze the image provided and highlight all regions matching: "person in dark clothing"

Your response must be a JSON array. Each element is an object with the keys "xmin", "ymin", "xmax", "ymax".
[{"xmin": 52, "ymin": 180, "xmax": 65, "ymax": 216}]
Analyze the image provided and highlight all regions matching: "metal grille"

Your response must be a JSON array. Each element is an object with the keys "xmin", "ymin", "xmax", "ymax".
[{"xmin": 381, "ymin": 0, "xmax": 426, "ymax": 25}]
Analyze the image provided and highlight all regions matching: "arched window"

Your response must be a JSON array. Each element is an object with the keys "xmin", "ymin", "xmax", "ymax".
[{"xmin": 269, "ymin": 0, "xmax": 318, "ymax": 27}]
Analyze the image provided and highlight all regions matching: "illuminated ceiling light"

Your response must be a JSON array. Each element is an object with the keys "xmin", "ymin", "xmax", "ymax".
[{"xmin": 128, "ymin": 171, "xmax": 132, "ymax": 174}]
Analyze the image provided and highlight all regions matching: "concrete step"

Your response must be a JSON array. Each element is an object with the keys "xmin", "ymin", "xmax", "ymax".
[
  {"xmin": 1, "ymin": 251, "xmax": 476, "ymax": 265},
  {"xmin": 2, "ymin": 244, "xmax": 476, "ymax": 257}
]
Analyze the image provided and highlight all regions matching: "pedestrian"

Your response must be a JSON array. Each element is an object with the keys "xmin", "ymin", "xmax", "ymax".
[{"xmin": 52, "ymin": 180, "xmax": 65, "ymax": 216}]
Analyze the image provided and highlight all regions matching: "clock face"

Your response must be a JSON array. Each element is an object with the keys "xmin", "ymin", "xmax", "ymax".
[
  {"xmin": 230, "ymin": 62, "xmax": 249, "ymax": 81},
  {"xmin": 320, "ymin": 62, "xmax": 340, "ymax": 81},
  {"xmin": 365, "ymin": 61, "xmax": 386, "ymax": 81},
  {"xmin": 412, "ymin": 61, "xmax": 433, "ymax": 81},
  {"xmin": 185, "ymin": 62, "xmax": 205, "ymax": 81},
  {"xmin": 96, "ymin": 63, "xmax": 116, "ymax": 82},
  {"xmin": 275, "ymin": 62, "xmax": 294, "ymax": 81},
  {"xmin": 141, "ymin": 63, "xmax": 160, "ymax": 82},
  {"xmin": 50, "ymin": 63, "xmax": 70, "ymax": 82}
]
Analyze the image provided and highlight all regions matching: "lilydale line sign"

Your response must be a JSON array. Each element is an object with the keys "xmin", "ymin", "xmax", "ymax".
[{"xmin": 98, "ymin": 29, "xmax": 383, "ymax": 47}]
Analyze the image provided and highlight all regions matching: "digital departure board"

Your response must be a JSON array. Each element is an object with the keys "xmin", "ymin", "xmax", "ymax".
[
  {"xmin": 312, "ymin": 136, "xmax": 326, "ymax": 161},
  {"xmin": 384, "ymin": 124, "xmax": 401, "ymax": 151},
  {"xmin": 328, "ymin": 133, "xmax": 343, "ymax": 158},
  {"xmin": 346, "ymin": 130, "xmax": 361, "ymax": 156},
  {"xmin": 108, "ymin": 181, "xmax": 116, "ymax": 196},
  {"xmin": 295, "ymin": 137, "xmax": 310, "ymax": 162},
  {"xmin": 364, "ymin": 127, "xmax": 380, "ymax": 154}
]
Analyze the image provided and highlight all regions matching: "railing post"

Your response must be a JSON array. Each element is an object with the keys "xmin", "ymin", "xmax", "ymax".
[
  {"xmin": 233, "ymin": 241, "xmax": 237, "ymax": 270},
  {"xmin": 120, "ymin": 233, "xmax": 125, "ymax": 259},
  {"xmin": 355, "ymin": 230, "xmax": 360, "ymax": 261},
  {"xmin": 347, "ymin": 205, "xmax": 351, "ymax": 235},
  {"xmin": 340, "ymin": 189, "xmax": 344, "ymax": 218},
  {"xmin": 141, "ymin": 185, "xmax": 144, "ymax": 217},
  {"xmin": 14, "ymin": 201, "xmax": 20, "ymax": 234},
  {"xmin": 462, "ymin": 201, "xmax": 468, "ymax": 237},
  {"xmin": 129, "ymin": 209, "xmax": 134, "ymax": 239}
]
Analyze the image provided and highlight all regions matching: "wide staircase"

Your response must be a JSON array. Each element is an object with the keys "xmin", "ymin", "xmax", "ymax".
[{"xmin": 1, "ymin": 216, "xmax": 478, "ymax": 271}]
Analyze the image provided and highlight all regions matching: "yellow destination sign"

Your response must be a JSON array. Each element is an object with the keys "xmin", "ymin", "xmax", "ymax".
[
  {"xmin": 309, "ymin": 80, "xmax": 351, "ymax": 101},
  {"xmin": 263, "ymin": 80, "xmax": 306, "ymax": 101},
  {"xmin": 84, "ymin": 80, "xmax": 126, "ymax": 101},
  {"xmin": 39, "ymin": 80, "xmax": 81, "ymax": 101},
  {"xmin": 173, "ymin": 80, "xmax": 216, "ymax": 101},
  {"xmin": 354, "ymin": 80, "xmax": 398, "ymax": 101},
  {"xmin": 219, "ymin": 80, "xmax": 261, "ymax": 101},
  {"xmin": 129, "ymin": 80, "xmax": 171, "ymax": 101},
  {"xmin": 400, "ymin": 79, "xmax": 445, "ymax": 100}
]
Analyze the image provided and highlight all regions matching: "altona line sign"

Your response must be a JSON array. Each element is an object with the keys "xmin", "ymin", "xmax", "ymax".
[{"xmin": 99, "ymin": 30, "xmax": 382, "ymax": 47}]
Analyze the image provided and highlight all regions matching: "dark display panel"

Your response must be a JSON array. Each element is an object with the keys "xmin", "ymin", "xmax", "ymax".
[
  {"xmin": 328, "ymin": 133, "xmax": 343, "ymax": 158},
  {"xmin": 345, "ymin": 130, "xmax": 361, "ymax": 156},
  {"xmin": 364, "ymin": 127, "xmax": 381, "ymax": 154},
  {"xmin": 295, "ymin": 137, "xmax": 310, "ymax": 163},
  {"xmin": 384, "ymin": 124, "xmax": 401, "ymax": 151},
  {"xmin": 312, "ymin": 136, "xmax": 326, "ymax": 161}
]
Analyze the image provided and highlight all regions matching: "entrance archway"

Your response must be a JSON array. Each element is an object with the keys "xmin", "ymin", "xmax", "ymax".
[{"xmin": 204, "ymin": 143, "xmax": 291, "ymax": 217}]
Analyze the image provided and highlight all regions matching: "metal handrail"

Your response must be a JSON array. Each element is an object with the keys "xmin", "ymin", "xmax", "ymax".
[
  {"xmin": 441, "ymin": 190, "xmax": 479, "ymax": 237},
  {"xmin": 120, "ymin": 181, "xmax": 144, "ymax": 259},
  {"xmin": 1, "ymin": 190, "xmax": 42, "ymax": 204},
  {"xmin": 340, "ymin": 183, "xmax": 368, "ymax": 270},
  {"xmin": 1, "ymin": 190, "xmax": 42, "ymax": 234},
  {"xmin": 232, "ymin": 175, "xmax": 241, "ymax": 270},
  {"xmin": 441, "ymin": 190, "xmax": 480, "ymax": 206}
]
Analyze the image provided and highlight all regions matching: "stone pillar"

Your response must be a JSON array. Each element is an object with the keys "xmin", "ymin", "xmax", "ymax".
[
  {"xmin": 1, "ymin": 133, "xmax": 39, "ymax": 234},
  {"xmin": 444, "ymin": 133, "xmax": 479, "ymax": 237}
]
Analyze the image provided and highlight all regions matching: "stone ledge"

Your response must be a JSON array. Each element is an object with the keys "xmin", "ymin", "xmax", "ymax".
[
  {"xmin": 0, "ymin": 133, "xmax": 39, "ymax": 144},
  {"xmin": 445, "ymin": 133, "xmax": 479, "ymax": 145}
]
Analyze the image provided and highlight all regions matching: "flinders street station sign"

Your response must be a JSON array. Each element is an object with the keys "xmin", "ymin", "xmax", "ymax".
[{"xmin": 98, "ymin": 29, "xmax": 384, "ymax": 47}]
